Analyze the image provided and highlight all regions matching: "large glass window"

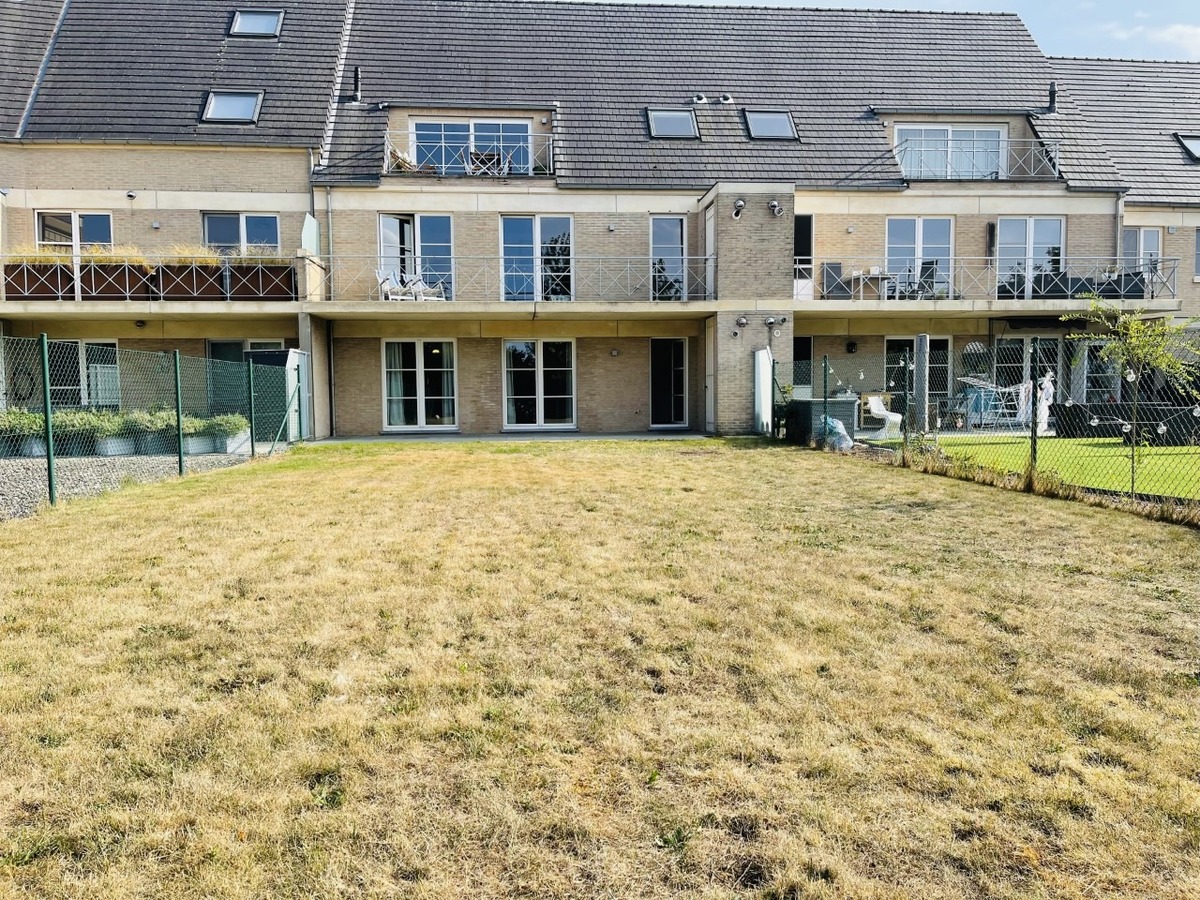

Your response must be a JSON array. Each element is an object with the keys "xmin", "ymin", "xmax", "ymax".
[
  {"xmin": 379, "ymin": 214, "xmax": 453, "ymax": 297},
  {"xmin": 646, "ymin": 109, "xmax": 698, "ymax": 138},
  {"xmin": 1122, "ymin": 227, "xmax": 1162, "ymax": 271},
  {"xmin": 1085, "ymin": 342, "xmax": 1121, "ymax": 404},
  {"xmin": 383, "ymin": 340, "xmax": 456, "ymax": 429},
  {"xmin": 895, "ymin": 125, "xmax": 1004, "ymax": 179},
  {"xmin": 996, "ymin": 217, "xmax": 1064, "ymax": 299},
  {"xmin": 885, "ymin": 337, "xmax": 952, "ymax": 407},
  {"xmin": 1195, "ymin": 228, "xmax": 1200, "ymax": 277},
  {"xmin": 413, "ymin": 120, "xmax": 532, "ymax": 175},
  {"xmin": 651, "ymin": 216, "xmax": 686, "ymax": 300},
  {"xmin": 886, "ymin": 217, "xmax": 952, "ymax": 298},
  {"xmin": 47, "ymin": 340, "xmax": 118, "ymax": 408},
  {"xmin": 504, "ymin": 340, "xmax": 574, "ymax": 428},
  {"xmin": 203, "ymin": 212, "xmax": 280, "ymax": 253},
  {"xmin": 502, "ymin": 216, "xmax": 572, "ymax": 301},
  {"xmin": 36, "ymin": 211, "xmax": 112, "ymax": 251}
]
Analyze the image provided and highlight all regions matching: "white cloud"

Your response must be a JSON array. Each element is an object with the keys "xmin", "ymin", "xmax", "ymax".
[{"xmin": 1100, "ymin": 21, "xmax": 1200, "ymax": 59}]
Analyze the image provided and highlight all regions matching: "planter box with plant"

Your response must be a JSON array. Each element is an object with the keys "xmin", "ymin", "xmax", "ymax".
[
  {"xmin": 3, "ymin": 247, "xmax": 74, "ymax": 300},
  {"xmin": 228, "ymin": 248, "xmax": 296, "ymax": 301},
  {"xmin": 51, "ymin": 409, "xmax": 100, "ymax": 456},
  {"xmin": 78, "ymin": 245, "xmax": 153, "ymax": 300},
  {"xmin": 155, "ymin": 244, "xmax": 225, "ymax": 300},
  {"xmin": 206, "ymin": 414, "xmax": 252, "ymax": 454},
  {"xmin": 128, "ymin": 409, "xmax": 177, "ymax": 455},
  {"xmin": 0, "ymin": 408, "xmax": 45, "ymax": 457},
  {"xmin": 181, "ymin": 415, "xmax": 215, "ymax": 455},
  {"xmin": 93, "ymin": 410, "xmax": 136, "ymax": 456}
]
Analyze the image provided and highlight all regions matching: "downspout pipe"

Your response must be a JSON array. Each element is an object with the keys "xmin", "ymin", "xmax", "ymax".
[{"xmin": 324, "ymin": 185, "xmax": 336, "ymax": 436}]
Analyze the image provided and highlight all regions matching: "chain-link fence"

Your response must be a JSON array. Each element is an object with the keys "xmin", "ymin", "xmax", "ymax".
[
  {"xmin": 0, "ymin": 334, "xmax": 305, "ymax": 518},
  {"xmin": 781, "ymin": 331, "xmax": 1200, "ymax": 526}
]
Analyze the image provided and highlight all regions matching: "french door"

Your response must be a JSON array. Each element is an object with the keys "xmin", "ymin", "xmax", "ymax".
[
  {"xmin": 503, "ymin": 340, "xmax": 575, "ymax": 428},
  {"xmin": 650, "ymin": 338, "xmax": 687, "ymax": 428},
  {"xmin": 996, "ymin": 217, "xmax": 1063, "ymax": 300}
]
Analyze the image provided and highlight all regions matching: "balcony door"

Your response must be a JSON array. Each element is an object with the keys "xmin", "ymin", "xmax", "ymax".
[
  {"xmin": 996, "ymin": 217, "xmax": 1063, "ymax": 300},
  {"xmin": 380, "ymin": 214, "xmax": 453, "ymax": 298},
  {"xmin": 793, "ymin": 215, "xmax": 813, "ymax": 301},
  {"xmin": 650, "ymin": 338, "xmax": 688, "ymax": 428}
]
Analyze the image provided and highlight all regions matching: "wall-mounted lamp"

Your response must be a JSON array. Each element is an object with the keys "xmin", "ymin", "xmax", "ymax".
[
  {"xmin": 735, "ymin": 317, "xmax": 748, "ymax": 328},
  {"xmin": 767, "ymin": 200, "xmax": 784, "ymax": 218},
  {"xmin": 846, "ymin": 340, "xmax": 858, "ymax": 354},
  {"xmin": 846, "ymin": 225, "xmax": 855, "ymax": 234},
  {"xmin": 610, "ymin": 348, "xmax": 620, "ymax": 357},
  {"xmin": 125, "ymin": 190, "xmax": 138, "ymax": 200},
  {"xmin": 765, "ymin": 317, "xmax": 777, "ymax": 327},
  {"xmin": 732, "ymin": 198, "xmax": 746, "ymax": 220},
  {"xmin": 134, "ymin": 320, "xmax": 147, "ymax": 329}
]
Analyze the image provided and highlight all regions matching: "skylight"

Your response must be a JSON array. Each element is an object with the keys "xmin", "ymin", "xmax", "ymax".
[
  {"xmin": 230, "ymin": 9, "xmax": 284, "ymax": 37},
  {"xmin": 647, "ymin": 109, "xmax": 698, "ymax": 139},
  {"xmin": 1175, "ymin": 133, "xmax": 1200, "ymax": 162},
  {"xmin": 202, "ymin": 91, "xmax": 264, "ymax": 123},
  {"xmin": 744, "ymin": 110, "xmax": 797, "ymax": 140}
]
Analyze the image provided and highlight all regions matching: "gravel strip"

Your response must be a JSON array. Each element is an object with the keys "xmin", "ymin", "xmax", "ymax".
[{"xmin": 0, "ymin": 454, "xmax": 248, "ymax": 521}]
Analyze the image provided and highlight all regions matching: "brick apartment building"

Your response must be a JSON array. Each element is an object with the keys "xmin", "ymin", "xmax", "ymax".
[{"xmin": 1, "ymin": 0, "xmax": 1196, "ymax": 437}]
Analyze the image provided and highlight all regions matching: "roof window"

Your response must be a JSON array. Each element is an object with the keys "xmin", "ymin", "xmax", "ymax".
[
  {"xmin": 647, "ymin": 109, "xmax": 698, "ymax": 139},
  {"xmin": 202, "ymin": 91, "xmax": 264, "ymax": 123},
  {"xmin": 230, "ymin": 10, "xmax": 284, "ymax": 37},
  {"xmin": 1175, "ymin": 133, "xmax": 1200, "ymax": 162},
  {"xmin": 744, "ymin": 110, "xmax": 797, "ymax": 140}
]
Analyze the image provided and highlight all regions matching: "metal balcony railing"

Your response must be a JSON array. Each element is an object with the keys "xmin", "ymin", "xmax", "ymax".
[
  {"xmin": 895, "ymin": 138, "xmax": 1061, "ymax": 180},
  {"xmin": 318, "ymin": 256, "xmax": 717, "ymax": 303},
  {"xmin": 1, "ymin": 253, "xmax": 312, "ymax": 302},
  {"xmin": 384, "ymin": 131, "xmax": 555, "ymax": 177},
  {"xmin": 799, "ymin": 257, "xmax": 1180, "ymax": 303}
]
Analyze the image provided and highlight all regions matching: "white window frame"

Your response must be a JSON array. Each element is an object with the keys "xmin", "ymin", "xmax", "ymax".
[
  {"xmin": 207, "ymin": 339, "xmax": 284, "ymax": 359},
  {"xmin": 378, "ymin": 213, "xmax": 454, "ymax": 295},
  {"xmin": 35, "ymin": 209, "xmax": 114, "ymax": 254},
  {"xmin": 648, "ymin": 337, "xmax": 689, "ymax": 429},
  {"xmin": 894, "ymin": 123, "xmax": 1008, "ymax": 180},
  {"xmin": 1176, "ymin": 133, "xmax": 1200, "ymax": 162},
  {"xmin": 992, "ymin": 335, "xmax": 1065, "ymax": 403},
  {"xmin": 502, "ymin": 339, "xmax": 576, "ymax": 430},
  {"xmin": 1082, "ymin": 340, "xmax": 1122, "ymax": 404},
  {"xmin": 1195, "ymin": 228, "xmax": 1200, "ymax": 278},
  {"xmin": 995, "ymin": 216, "xmax": 1066, "ymax": 300},
  {"xmin": 650, "ymin": 214, "xmax": 688, "ymax": 301},
  {"xmin": 1122, "ymin": 226, "xmax": 1162, "ymax": 271},
  {"xmin": 48, "ymin": 339, "xmax": 118, "ymax": 408},
  {"xmin": 884, "ymin": 335, "xmax": 954, "ymax": 406},
  {"xmin": 380, "ymin": 338, "xmax": 459, "ymax": 432},
  {"xmin": 202, "ymin": 212, "xmax": 281, "ymax": 253},
  {"xmin": 230, "ymin": 9, "xmax": 284, "ymax": 37},
  {"xmin": 744, "ymin": 109, "xmax": 797, "ymax": 140},
  {"xmin": 202, "ymin": 91, "xmax": 264, "ymax": 124},
  {"xmin": 885, "ymin": 216, "xmax": 954, "ymax": 297},
  {"xmin": 500, "ymin": 214, "xmax": 574, "ymax": 302},
  {"xmin": 646, "ymin": 108, "xmax": 699, "ymax": 139},
  {"xmin": 409, "ymin": 118, "xmax": 534, "ymax": 175}
]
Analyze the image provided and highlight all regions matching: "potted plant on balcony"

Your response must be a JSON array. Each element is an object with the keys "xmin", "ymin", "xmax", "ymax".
[
  {"xmin": 181, "ymin": 414, "xmax": 215, "ymax": 455},
  {"xmin": 206, "ymin": 413, "xmax": 252, "ymax": 454},
  {"xmin": 228, "ymin": 247, "xmax": 296, "ymax": 301},
  {"xmin": 0, "ymin": 408, "xmax": 44, "ymax": 457},
  {"xmin": 78, "ymin": 244, "xmax": 153, "ymax": 300},
  {"xmin": 51, "ymin": 408, "xmax": 99, "ymax": 456},
  {"xmin": 155, "ymin": 244, "xmax": 225, "ymax": 300},
  {"xmin": 3, "ymin": 246, "xmax": 74, "ymax": 300},
  {"xmin": 94, "ymin": 410, "xmax": 136, "ymax": 456},
  {"xmin": 128, "ymin": 409, "xmax": 177, "ymax": 455}
]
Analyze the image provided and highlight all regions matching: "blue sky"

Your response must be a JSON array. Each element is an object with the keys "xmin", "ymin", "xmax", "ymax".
[{"xmin": 593, "ymin": 0, "xmax": 1200, "ymax": 60}]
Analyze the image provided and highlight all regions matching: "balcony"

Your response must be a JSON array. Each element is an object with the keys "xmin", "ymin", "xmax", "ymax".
[
  {"xmin": 895, "ymin": 138, "xmax": 1060, "ymax": 181},
  {"xmin": 318, "ymin": 256, "xmax": 717, "ymax": 304},
  {"xmin": 0, "ymin": 252, "xmax": 321, "ymax": 304},
  {"xmin": 384, "ymin": 131, "xmax": 555, "ymax": 177},
  {"xmin": 800, "ymin": 257, "xmax": 1180, "ymax": 306}
]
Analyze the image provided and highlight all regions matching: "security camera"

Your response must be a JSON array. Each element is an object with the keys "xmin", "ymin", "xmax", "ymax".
[
  {"xmin": 768, "ymin": 200, "xmax": 784, "ymax": 217},
  {"xmin": 731, "ymin": 198, "xmax": 746, "ymax": 220},
  {"xmin": 779, "ymin": 317, "xmax": 787, "ymax": 325},
  {"xmin": 125, "ymin": 190, "xmax": 138, "ymax": 200}
]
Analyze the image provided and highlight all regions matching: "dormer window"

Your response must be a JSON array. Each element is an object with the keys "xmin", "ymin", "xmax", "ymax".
[
  {"xmin": 647, "ymin": 109, "xmax": 698, "ymax": 139},
  {"xmin": 895, "ymin": 125, "xmax": 1006, "ymax": 180},
  {"xmin": 1175, "ymin": 133, "xmax": 1200, "ymax": 162},
  {"xmin": 230, "ymin": 10, "xmax": 284, "ymax": 37},
  {"xmin": 744, "ymin": 110, "xmax": 797, "ymax": 140},
  {"xmin": 202, "ymin": 91, "xmax": 264, "ymax": 123}
]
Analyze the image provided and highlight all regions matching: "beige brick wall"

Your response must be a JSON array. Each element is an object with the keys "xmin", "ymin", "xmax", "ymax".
[
  {"xmin": 1162, "ymin": 225, "xmax": 1199, "ymax": 320},
  {"xmin": 713, "ymin": 311, "xmax": 792, "ymax": 434},
  {"xmin": 713, "ymin": 191, "xmax": 794, "ymax": 305},
  {"xmin": 332, "ymin": 334, "xmax": 704, "ymax": 436}
]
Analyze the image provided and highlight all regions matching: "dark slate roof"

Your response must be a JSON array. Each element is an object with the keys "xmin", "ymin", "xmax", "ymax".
[
  {"xmin": 316, "ymin": 0, "xmax": 1103, "ymax": 190},
  {"xmin": 13, "ymin": 0, "xmax": 346, "ymax": 147},
  {"xmin": 1051, "ymin": 57, "xmax": 1200, "ymax": 206},
  {"xmin": 0, "ymin": 0, "xmax": 65, "ymax": 138}
]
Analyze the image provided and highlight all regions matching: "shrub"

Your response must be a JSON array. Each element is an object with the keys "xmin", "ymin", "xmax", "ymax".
[
  {"xmin": 92, "ymin": 410, "xmax": 128, "ymax": 439},
  {"xmin": 180, "ymin": 415, "xmax": 208, "ymax": 437},
  {"xmin": 231, "ymin": 246, "xmax": 290, "ymax": 266},
  {"xmin": 127, "ymin": 409, "xmax": 176, "ymax": 433},
  {"xmin": 206, "ymin": 414, "xmax": 250, "ymax": 438},
  {"xmin": 51, "ymin": 409, "xmax": 103, "ymax": 437},
  {"xmin": 0, "ymin": 408, "xmax": 45, "ymax": 437},
  {"xmin": 161, "ymin": 243, "xmax": 223, "ymax": 267},
  {"xmin": 80, "ymin": 244, "xmax": 151, "ymax": 271},
  {"xmin": 5, "ymin": 245, "xmax": 72, "ymax": 265}
]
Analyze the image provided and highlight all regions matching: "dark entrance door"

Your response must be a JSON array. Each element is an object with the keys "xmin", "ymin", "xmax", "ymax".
[{"xmin": 650, "ymin": 338, "xmax": 687, "ymax": 427}]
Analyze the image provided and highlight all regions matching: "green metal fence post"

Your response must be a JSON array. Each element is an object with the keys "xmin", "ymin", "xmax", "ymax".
[
  {"xmin": 173, "ymin": 350, "xmax": 185, "ymax": 477},
  {"xmin": 247, "ymin": 361, "xmax": 257, "ymax": 459},
  {"xmin": 821, "ymin": 354, "xmax": 829, "ymax": 449},
  {"xmin": 1028, "ymin": 336, "xmax": 1039, "ymax": 492},
  {"xmin": 39, "ymin": 333, "xmax": 57, "ymax": 506}
]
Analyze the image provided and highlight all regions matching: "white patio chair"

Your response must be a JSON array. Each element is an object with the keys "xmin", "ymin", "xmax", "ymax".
[
  {"xmin": 400, "ymin": 273, "xmax": 447, "ymax": 300},
  {"xmin": 860, "ymin": 394, "xmax": 903, "ymax": 440}
]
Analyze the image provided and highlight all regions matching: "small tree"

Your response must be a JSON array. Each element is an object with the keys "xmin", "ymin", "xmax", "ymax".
[{"xmin": 1065, "ymin": 301, "xmax": 1200, "ymax": 494}]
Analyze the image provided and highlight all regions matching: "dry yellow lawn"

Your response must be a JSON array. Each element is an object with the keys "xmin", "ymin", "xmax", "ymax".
[{"xmin": 1, "ymin": 440, "xmax": 1199, "ymax": 899}]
